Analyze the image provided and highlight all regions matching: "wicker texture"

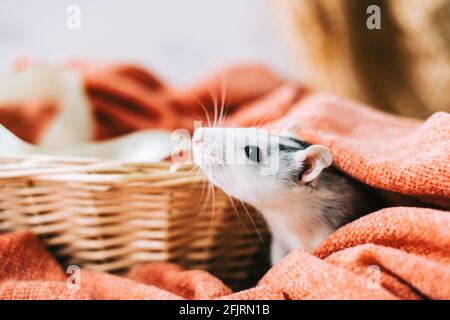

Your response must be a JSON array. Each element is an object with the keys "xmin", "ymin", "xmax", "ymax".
[{"xmin": 0, "ymin": 155, "xmax": 268, "ymax": 286}]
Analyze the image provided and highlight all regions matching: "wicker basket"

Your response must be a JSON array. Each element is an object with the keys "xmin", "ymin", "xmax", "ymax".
[{"xmin": 0, "ymin": 154, "xmax": 269, "ymax": 288}]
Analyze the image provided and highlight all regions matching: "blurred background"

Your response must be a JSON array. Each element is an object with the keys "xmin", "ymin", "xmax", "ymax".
[
  {"xmin": 0, "ymin": 0, "xmax": 290, "ymax": 85},
  {"xmin": 1, "ymin": 0, "xmax": 449, "ymax": 118}
]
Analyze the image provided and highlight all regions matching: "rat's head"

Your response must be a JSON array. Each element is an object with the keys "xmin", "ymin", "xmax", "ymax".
[{"xmin": 192, "ymin": 122, "xmax": 332, "ymax": 205}]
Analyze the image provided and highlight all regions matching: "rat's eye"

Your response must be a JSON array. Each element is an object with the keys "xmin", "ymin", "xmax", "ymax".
[{"xmin": 244, "ymin": 145, "xmax": 262, "ymax": 163}]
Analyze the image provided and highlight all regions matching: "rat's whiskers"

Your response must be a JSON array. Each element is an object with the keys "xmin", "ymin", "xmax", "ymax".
[
  {"xmin": 193, "ymin": 96, "xmax": 212, "ymax": 128},
  {"xmin": 218, "ymin": 78, "xmax": 227, "ymax": 127},
  {"xmin": 206, "ymin": 87, "xmax": 219, "ymax": 128}
]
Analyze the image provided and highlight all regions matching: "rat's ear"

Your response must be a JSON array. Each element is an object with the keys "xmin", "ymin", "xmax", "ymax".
[
  {"xmin": 281, "ymin": 120, "xmax": 302, "ymax": 138},
  {"xmin": 295, "ymin": 145, "xmax": 332, "ymax": 184}
]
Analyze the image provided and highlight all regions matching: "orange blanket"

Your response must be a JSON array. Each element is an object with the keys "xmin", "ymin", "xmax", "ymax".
[{"xmin": 0, "ymin": 63, "xmax": 449, "ymax": 299}]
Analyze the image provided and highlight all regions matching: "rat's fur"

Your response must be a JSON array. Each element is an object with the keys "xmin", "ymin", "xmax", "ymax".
[{"xmin": 192, "ymin": 127, "xmax": 382, "ymax": 264}]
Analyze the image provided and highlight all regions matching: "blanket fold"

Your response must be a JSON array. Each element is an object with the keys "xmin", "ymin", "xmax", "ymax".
[
  {"xmin": 1, "ymin": 206, "xmax": 449, "ymax": 300},
  {"xmin": 0, "ymin": 62, "xmax": 449, "ymax": 299}
]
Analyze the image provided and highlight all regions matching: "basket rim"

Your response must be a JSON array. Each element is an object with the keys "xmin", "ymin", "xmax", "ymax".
[{"xmin": 0, "ymin": 153, "xmax": 203, "ymax": 186}]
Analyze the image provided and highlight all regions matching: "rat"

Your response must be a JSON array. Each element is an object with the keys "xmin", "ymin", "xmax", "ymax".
[{"xmin": 191, "ymin": 122, "xmax": 384, "ymax": 264}]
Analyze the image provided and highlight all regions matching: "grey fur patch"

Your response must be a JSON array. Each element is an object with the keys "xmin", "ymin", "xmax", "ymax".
[
  {"xmin": 315, "ymin": 167, "xmax": 386, "ymax": 229},
  {"xmin": 274, "ymin": 135, "xmax": 384, "ymax": 229}
]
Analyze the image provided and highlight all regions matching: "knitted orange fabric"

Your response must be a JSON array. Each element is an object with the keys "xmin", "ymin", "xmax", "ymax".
[
  {"xmin": 1, "ymin": 207, "xmax": 449, "ymax": 299},
  {"xmin": 0, "ymin": 63, "xmax": 448, "ymax": 299}
]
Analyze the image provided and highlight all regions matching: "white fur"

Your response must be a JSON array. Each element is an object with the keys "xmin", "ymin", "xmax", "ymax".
[{"xmin": 192, "ymin": 126, "xmax": 334, "ymax": 264}]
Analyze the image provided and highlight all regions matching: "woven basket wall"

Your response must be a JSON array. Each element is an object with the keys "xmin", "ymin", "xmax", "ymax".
[
  {"xmin": 0, "ymin": 155, "xmax": 269, "ymax": 288},
  {"xmin": 272, "ymin": 0, "xmax": 450, "ymax": 118}
]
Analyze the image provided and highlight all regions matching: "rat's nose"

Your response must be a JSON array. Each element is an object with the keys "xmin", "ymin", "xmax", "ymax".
[{"xmin": 192, "ymin": 128, "xmax": 203, "ymax": 144}]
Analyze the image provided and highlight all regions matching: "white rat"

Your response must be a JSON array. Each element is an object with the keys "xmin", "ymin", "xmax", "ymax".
[{"xmin": 192, "ymin": 123, "xmax": 383, "ymax": 264}]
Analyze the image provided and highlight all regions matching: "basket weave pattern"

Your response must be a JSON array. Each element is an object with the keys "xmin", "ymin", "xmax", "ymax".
[{"xmin": 0, "ymin": 155, "xmax": 268, "ymax": 285}]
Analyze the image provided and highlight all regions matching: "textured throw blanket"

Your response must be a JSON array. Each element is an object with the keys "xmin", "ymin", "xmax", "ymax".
[{"xmin": 0, "ymin": 63, "xmax": 449, "ymax": 299}]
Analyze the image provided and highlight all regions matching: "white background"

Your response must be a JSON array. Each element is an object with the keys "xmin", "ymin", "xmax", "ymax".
[{"xmin": 0, "ymin": 0, "xmax": 290, "ymax": 85}]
